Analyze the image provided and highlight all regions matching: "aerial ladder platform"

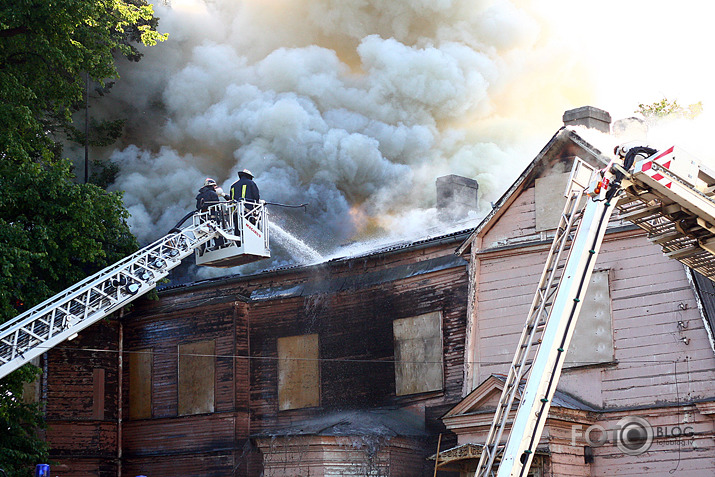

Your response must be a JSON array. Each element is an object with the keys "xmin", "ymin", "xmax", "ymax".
[
  {"xmin": 0, "ymin": 200, "xmax": 270, "ymax": 380},
  {"xmin": 474, "ymin": 144, "xmax": 715, "ymax": 477}
]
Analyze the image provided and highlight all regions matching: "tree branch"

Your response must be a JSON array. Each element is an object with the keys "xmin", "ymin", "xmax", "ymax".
[{"xmin": 0, "ymin": 26, "xmax": 30, "ymax": 38}]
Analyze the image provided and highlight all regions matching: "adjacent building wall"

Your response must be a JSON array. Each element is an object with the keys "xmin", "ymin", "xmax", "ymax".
[{"xmin": 463, "ymin": 163, "xmax": 715, "ymax": 475}]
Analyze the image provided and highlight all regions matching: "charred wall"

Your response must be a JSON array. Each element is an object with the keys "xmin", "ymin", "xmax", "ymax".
[
  {"xmin": 119, "ymin": 296, "xmax": 253, "ymax": 476},
  {"xmin": 248, "ymin": 252, "xmax": 469, "ymax": 463},
  {"xmin": 44, "ymin": 318, "xmax": 120, "ymax": 476},
  {"xmin": 42, "ymin": 233, "xmax": 470, "ymax": 476}
]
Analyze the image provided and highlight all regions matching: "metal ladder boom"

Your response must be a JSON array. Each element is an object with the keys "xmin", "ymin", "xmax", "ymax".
[
  {"xmin": 617, "ymin": 146, "xmax": 715, "ymax": 279},
  {"xmin": 494, "ymin": 189, "xmax": 618, "ymax": 477},
  {"xmin": 0, "ymin": 213, "xmax": 220, "ymax": 380},
  {"xmin": 474, "ymin": 159, "xmax": 596, "ymax": 476}
]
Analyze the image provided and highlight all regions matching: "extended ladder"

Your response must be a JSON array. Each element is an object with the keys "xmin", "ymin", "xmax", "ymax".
[
  {"xmin": 0, "ymin": 203, "xmax": 248, "ymax": 380},
  {"xmin": 474, "ymin": 159, "xmax": 596, "ymax": 476}
]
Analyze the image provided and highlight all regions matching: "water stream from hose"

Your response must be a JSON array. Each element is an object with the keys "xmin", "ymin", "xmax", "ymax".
[{"xmin": 269, "ymin": 222, "xmax": 324, "ymax": 264}]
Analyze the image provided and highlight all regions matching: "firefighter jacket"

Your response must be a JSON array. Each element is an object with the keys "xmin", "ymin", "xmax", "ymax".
[
  {"xmin": 230, "ymin": 177, "xmax": 260, "ymax": 203},
  {"xmin": 196, "ymin": 185, "xmax": 220, "ymax": 211}
]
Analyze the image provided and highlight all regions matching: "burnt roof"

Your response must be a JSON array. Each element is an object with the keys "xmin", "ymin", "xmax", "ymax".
[{"xmin": 159, "ymin": 228, "xmax": 474, "ymax": 295}]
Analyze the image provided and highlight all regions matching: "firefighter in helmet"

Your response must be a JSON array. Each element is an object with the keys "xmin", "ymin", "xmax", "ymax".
[
  {"xmin": 230, "ymin": 169, "xmax": 260, "ymax": 224},
  {"xmin": 196, "ymin": 177, "xmax": 221, "ymax": 212}
]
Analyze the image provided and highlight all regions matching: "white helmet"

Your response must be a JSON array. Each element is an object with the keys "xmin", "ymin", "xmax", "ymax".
[
  {"xmin": 204, "ymin": 177, "xmax": 217, "ymax": 187},
  {"xmin": 238, "ymin": 169, "xmax": 254, "ymax": 178}
]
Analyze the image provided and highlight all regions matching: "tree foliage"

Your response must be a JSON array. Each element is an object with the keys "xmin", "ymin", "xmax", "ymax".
[
  {"xmin": 636, "ymin": 98, "xmax": 703, "ymax": 121},
  {"xmin": 0, "ymin": 1, "xmax": 166, "ymax": 474},
  {"xmin": 0, "ymin": 366, "xmax": 47, "ymax": 475},
  {"xmin": 0, "ymin": 0, "xmax": 167, "ymax": 162}
]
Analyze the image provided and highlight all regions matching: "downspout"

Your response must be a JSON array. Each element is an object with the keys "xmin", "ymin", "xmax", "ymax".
[
  {"xmin": 117, "ymin": 311, "xmax": 124, "ymax": 477},
  {"xmin": 246, "ymin": 302, "xmax": 251, "ymax": 440}
]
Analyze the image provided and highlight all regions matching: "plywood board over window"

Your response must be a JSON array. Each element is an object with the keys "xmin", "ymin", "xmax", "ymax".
[
  {"xmin": 565, "ymin": 269, "xmax": 614, "ymax": 367},
  {"xmin": 277, "ymin": 334, "xmax": 320, "ymax": 411},
  {"xmin": 178, "ymin": 340, "xmax": 215, "ymax": 416},
  {"xmin": 535, "ymin": 170, "xmax": 570, "ymax": 232},
  {"xmin": 393, "ymin": 311, "xmax": 444, "ymax": 396},
  {"xmin": 129, "ymin": 348, "xmax": 152, "ymax": 420}
]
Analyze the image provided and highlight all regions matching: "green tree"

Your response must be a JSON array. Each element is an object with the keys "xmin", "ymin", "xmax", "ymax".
[
  {"xmin": 637, "ymin": 98, "xmax": 703, "ymax": 121},
  {"xmin": 0, "ymin": 1, "xmax": 165, "ymax": 474}
]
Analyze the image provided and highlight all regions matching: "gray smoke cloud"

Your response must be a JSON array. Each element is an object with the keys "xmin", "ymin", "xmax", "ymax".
[{"xmin": 102, "ymin": 0, "xmax": 594, "ymax": 274}]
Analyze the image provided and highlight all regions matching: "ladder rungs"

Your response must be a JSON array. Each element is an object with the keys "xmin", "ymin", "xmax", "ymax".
[
  {"xmin": 539, "ymin": 283, "xmax": 559, "ymax": 292},
  {"xmin": 528, "ymin": 321, "xmax": 546, "ymax": 330},
  {"xmin": 619, "ymin": 204, "xmax": 662, "ymax": 222},
  {"xmin": 666, "ymin": 246, "xmax": 701, "ymax": 260},
  {"xmin": 521, "ymin": 339, "xmax": 542, "ymax": 349},
  {"xmin": 650, "ymin": 231, "xmax": 684, "ymax": 245}
]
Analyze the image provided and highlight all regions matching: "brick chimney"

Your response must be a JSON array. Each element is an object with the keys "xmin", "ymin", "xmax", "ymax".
[
  {"xmin": 436, "ymin": 174, "xmax": 479, "ymax": 219},
  {"xmin": 562, "ymin": 106, "xmax": 612, "ymax": 133}
]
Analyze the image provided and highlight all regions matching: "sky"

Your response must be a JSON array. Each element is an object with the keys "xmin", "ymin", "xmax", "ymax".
[
  {"xmin": 540, "ymin": 0, "xmax": 715, "ymax": 120},
  {"xmin": 93, "ymin": 0, "xmax": 715, "ymax": 274}
]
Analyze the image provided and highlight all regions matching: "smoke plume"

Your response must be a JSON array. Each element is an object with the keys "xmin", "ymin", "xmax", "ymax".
[{"xmin": 101, "ymin": 0, "xmax": 596, "ymax": 274}]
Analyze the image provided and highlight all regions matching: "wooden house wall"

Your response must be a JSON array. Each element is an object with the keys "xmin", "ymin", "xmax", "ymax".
[
  {"xmin": 44, "ymin": 318, "xmax": 120, "ymax": 476},
  {"xmin": 475, "ymin": 184, "xmax": 715, "ymax": 409},
  {"xmin": 248, "ymin": 263, "xmax": 468, "ymax": 434},
  {"xmin": 483, "ymin": 185, "xmax": 537, "ymax": 248},
  {"xmin": 467, "ymin": 181, "xmax": 715, "ymax": 475},
  {"xmin": 590, "ymin": 406, "xmax": 715, "ymax": 476},
  {"xmin": 119, "ymin": 299, "xmax": 252, "ymax": 476},
  {"xmin": 42, "ymin": 235, "xmax": 468, "ymax": 476}
]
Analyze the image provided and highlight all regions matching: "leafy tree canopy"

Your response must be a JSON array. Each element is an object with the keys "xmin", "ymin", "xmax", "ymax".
[
  {"xmin": 636, "ymin": 98, "xmax": 703, "ymax": 121},
  {"xmin": 0, "ymin": 1, "xmax": 166, "ymax": 475},
  {"xmin": 0, "ymin": 0, "xmax": 167, "ymax": 162}
]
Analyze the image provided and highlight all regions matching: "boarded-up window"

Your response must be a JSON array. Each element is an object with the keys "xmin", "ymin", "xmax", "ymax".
[
  {"xmin": 565, "ymin": 270, "xmax": 614, "ymax": 367},
  {"xmin": 535, "ymin": 170, "xmax": 570, "ymax": 232},
  {"xmin": 277, "ymin": 334, "xmax": 320, "ymax": 411},
  {"xmin": 178, "ymin": 340, "xmax": 215, "ymax": 415},
  {"xmin": 393, "ymin": 311, "xmax": 444, "ymax": 396},
  {"xmin": 129, "ymin": 348, "xmax": 152, "ymax": 420}
]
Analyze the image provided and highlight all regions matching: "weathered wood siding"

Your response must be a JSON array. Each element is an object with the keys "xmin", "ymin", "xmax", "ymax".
[
  {"xmin": 45, "ymin": 319, "xmax": 120, "ymax": 476},
  {"xmin": 120, "ymin": 299, "xmax": 251, "ymax": 476},
  {"xmin": 249, "ymin": 261, "xmax": 468, "ymax": 434},
  {"xmin": 469, "ymin": 182, "xmax": 715, "ymax": 475},
  {"xmin": 476, "ymin": 184, "xmax": 715, "ymax": 408},
  {"xmin": 43, "ymin": 234, "xmax": 469, "ymax": 476}
]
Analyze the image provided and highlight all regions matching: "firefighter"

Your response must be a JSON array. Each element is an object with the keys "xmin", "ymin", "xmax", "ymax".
[
  {"xmin": 196, "ymin": 177, "xmax": 221, "ymax": 211},
  {"xmin": 230, "ymin": 169, "xmax": 260, "ymax": 224},
  {"xmin": 229, "ymin": 169, "xmax": 260, "ymax": 204},
  {"xmin": 196, "ymin": 177, "xmax": 227, "ymax": 249}
]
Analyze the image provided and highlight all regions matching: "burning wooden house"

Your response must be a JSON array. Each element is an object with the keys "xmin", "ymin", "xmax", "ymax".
[{"xmin": 35, "ymin": 107, "xmax": 715, "ymax": 476}]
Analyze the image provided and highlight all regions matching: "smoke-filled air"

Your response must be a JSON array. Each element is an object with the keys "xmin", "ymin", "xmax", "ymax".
[{"xmin": 98, "ymin": 0, "xmax": 599, "ymax": 276}]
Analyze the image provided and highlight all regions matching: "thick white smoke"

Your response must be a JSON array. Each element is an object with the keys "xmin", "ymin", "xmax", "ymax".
[{"xmin": 103, "ymin": 0, "xmax": 596, "ymax": 274}]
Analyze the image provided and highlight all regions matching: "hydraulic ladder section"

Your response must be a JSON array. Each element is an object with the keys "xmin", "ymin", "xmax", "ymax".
[
  {"xmin": 0, "ymin": 208, "xmax": 225, "ymax": 380},
  {"xmin": 617, "ymin": 146, "xmax": 715, "ymax": 279},
  {"xmin": 474, "ymin": 158, "xmax": 598, "ymax": 477}
]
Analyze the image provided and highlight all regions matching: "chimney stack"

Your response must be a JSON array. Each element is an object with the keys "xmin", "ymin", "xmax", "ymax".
[
  {"xmin": 562, "ymin": 106, "xmax": 612, "ymax": 133},
  {"xmin": 436, "ymin": 174, "xmax": 479, "ymax": 219}
]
